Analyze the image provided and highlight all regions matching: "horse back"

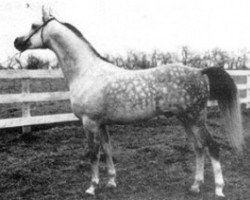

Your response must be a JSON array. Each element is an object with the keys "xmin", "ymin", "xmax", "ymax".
[{"xmin": 103, "ymin": 64, "xmax": 209, "ymax": 123}]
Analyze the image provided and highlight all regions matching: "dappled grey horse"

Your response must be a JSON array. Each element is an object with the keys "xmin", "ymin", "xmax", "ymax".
[{"xmin": 14, "ymin": 7, "xmax": 244, "ymax": 197}]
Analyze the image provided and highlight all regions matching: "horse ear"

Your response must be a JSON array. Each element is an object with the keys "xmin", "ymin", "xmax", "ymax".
[{"xmin": 42, "ymin": 5, "xmax": 53, "ymax": 22}]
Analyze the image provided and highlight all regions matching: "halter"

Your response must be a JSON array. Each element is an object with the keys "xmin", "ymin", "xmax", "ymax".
[{"xmin": 24, "ymin": 17, "xmax": 56, "ymax": 46}]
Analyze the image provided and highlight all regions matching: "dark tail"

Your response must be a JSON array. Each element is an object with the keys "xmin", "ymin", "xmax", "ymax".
[{"xmin": 201, "ymin": 67, "xmax": 244, "ymax": 153}]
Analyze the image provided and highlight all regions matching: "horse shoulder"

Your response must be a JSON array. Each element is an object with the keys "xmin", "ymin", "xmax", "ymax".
[{"xmin": 70, "ymin": 75, "xmax": 110, "ymax": 118}]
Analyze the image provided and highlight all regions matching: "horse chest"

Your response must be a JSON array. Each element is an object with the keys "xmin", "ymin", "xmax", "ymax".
[{"xmin": 69, "ymin": 81, "xmax": 105, "ymax": 118}]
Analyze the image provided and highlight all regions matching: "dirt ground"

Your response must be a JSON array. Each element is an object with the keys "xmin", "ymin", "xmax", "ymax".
[{"xmin": 0, "ymin": 113, "xmax": 250, "ymax": 200}]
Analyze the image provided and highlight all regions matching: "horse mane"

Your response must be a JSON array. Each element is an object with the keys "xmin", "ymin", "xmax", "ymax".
[{"xmin": 61, "ymin": 22, "xmax": 110, "ymax": 63}]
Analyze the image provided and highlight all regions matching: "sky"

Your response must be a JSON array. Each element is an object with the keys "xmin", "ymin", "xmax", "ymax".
[{"xmin": 1, "ymin": 0, "xmax": 250, "ymax": 63}]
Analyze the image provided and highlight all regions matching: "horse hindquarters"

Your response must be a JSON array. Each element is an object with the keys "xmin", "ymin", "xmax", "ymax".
[{"xmin": 180, "ymin": 67, "xmax": 243, "ymax": 197}]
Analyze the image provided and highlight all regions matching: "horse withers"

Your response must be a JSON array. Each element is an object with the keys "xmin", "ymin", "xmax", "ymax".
[{"xmin": 14, "ymin": 6, "xmax": 244, "ymax": 197}]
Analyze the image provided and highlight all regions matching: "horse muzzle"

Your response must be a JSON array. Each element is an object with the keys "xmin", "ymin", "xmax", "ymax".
[{"xmin": 14, "ymin": 37, "xmax": 31, "ymax": 51}]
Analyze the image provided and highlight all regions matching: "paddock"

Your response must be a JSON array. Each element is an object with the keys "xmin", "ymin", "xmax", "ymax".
[
  {"xmin": 0, "ymin": 112, "xmax": 250, "ymax": 199},
  {"xmin": 0, "ymin": 69, "xmax": 249, "ymax": 199}
]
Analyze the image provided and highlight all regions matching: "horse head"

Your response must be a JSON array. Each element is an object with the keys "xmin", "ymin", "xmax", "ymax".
[{"xmin": 14, "ymin": 6, "xmax": 55, "ymax": 51}]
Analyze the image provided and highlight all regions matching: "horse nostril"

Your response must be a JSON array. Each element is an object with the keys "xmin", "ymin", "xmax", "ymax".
[
  {"xmin": 14, "ymin": 37, "xmax": 27, "ymax": 51},
  {"xmin": 14, "ymin": 38, "xmax": 20, "ymax": 48}
]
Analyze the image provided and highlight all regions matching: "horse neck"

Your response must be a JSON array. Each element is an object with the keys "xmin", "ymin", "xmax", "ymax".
[{"xmin": 45, "ymin": 22, "xmax": 101, "ymax": 86}]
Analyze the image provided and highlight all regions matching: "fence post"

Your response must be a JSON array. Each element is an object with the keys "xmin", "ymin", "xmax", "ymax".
[{"xmin": 21, "ymin": 78, "xmax": 31, "ymax": 133}]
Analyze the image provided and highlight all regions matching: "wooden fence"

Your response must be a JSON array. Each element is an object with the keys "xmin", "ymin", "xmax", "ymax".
[
  {"xmin": 227, "ymin": 70, "xmax": 250, "ymax": 108},
  {"xmin": 0, "ymin": 69, "xmax": 249, "ymax": 133},
  {"xmin": 0, "ymin": 69, "xmax": 78, "ymax": 133}
]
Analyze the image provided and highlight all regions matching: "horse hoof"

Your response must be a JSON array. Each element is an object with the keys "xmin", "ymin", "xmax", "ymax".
[
  {"xmin": 215, "ymin": 193, "xmax": 227, "ymax": 200},
  {"xmin": 189, "ymin": 185, "xmax": 200, "ymax": 194},
  {"xmin": 85, "ymin": 187, "xmax": 95, "ymax": 196},
  {"xmin": 215, "ymin": 189, "xmax": 225, "ymax": 199},
  {"xmin": 106, "ymin": 181, "xmax": 117, "ymax": 188},
  {"xmin": 215, "ymin": 195, "xmax": 227, "ymax": 200}
]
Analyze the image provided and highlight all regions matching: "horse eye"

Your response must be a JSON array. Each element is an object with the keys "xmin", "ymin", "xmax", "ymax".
[{"xmin": 31, "ymin": 24, "xmax": 39, "ymax": 30}]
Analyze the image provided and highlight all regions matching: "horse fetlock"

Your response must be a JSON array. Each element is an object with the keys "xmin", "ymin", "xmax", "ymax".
[
  {"xmin": 190, "ymin": 180, "xmax": 203, "ymax": 193},
  {"xmin": 215, "ymin": 183, "xmax": 225, "ymax": 197},
  {"xmin": 108, "ymin": 168, "xmax": 116, "ymax": 176}
]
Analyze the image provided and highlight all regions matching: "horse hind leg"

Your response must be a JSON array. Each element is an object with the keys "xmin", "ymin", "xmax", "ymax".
[
  {"xmin": 204, "ymin": 127, "xmax": 225, "ymax": 197},
  {"xmin": 184, "ymin": 121, "xmax": 225, "ymax": 197},
  {"xmin": 191, "ymin": 138, "xmax": 205, "ymax": 193},
  {"xmin": 100, "ymin": 125, "xmax": 116, "ymax": 188},
  {"xmin": 182, "ymin": 123, "xmax": 205, "ymax": 194}
]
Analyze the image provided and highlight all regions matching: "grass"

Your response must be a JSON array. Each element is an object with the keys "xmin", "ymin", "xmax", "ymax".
[{"xmin": 0, "ymin": 116, "xmax": 250, "ymax": 200}]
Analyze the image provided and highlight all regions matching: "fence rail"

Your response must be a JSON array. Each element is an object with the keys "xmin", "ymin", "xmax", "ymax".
[
  {"xmin": 0, "ymin": 69, "xmax": 249, "ymax": 132},
  {"xmin": 0, "ymin": 91, "xmax": 70, "ymax": 104},
  {"xmin": 0, "ymin": 69, "xmax": 76, "ymax": 133}
]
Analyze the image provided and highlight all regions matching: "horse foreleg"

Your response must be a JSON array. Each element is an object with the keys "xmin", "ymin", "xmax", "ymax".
[
  {"xmin": 82, "ymin": 117, "xmax": 101, "ymax": 195},
  {"xmin": 100, "ymin": 125, "xmax": 116, "ymax": 188}
]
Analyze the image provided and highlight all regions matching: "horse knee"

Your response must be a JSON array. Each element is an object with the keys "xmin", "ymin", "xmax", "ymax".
[
  {"xmin": 81, "ymin": 117, "xmax": 102, "ymax": 162},
  {"xmin": 82, "ymin": 116, "xmax": 100, "ymax": 132}
]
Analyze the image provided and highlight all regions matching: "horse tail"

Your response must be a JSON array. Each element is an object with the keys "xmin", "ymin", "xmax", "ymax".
[{"xmin": 201, "ymin": 67, "xmax": 244, "ymax": 153}]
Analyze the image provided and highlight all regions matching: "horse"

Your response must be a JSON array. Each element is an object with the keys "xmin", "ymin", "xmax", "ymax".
[{"xmin": 14, "ymin": 7, "xmax": 244, "ymax": 197}]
